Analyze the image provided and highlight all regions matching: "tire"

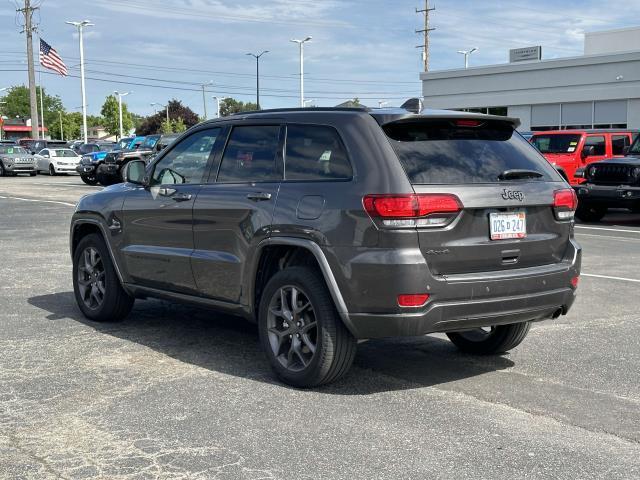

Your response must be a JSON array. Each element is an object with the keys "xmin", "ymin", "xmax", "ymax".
[
  {"xmin": 96, "ymin": 171, "xmax": 117, "ymax": 186},
  {"xmin": 0, "ymin": 162, "xmax": 4, "ymax": 177},
  {"xmin": 575, "ymin": 203, "xmax": 607, "ymax": 222},
  {"xmin": 631, "ymin": 205, "xmax": 640, "ymax": 214},
  {"xmin": 49, "ymin": 164, "xmax": 57, "ymax": 176},
  {"xmin": 30, "ymin": 171, "xmax": 37, "ymax": 176},
  {"xmin": 447, "ymin": 322, "xmax": 531, "ymax": 355},
  {"xmin": 72, "ymin": 233, "xmax": 134, "ymax": 322},
  {"xmin": 80, "ymin": 174, "xmax": 99, "ymax": 186},
  {"xmin": 258, "ymin": 266, "xmax": 357, "ymax": 388}
]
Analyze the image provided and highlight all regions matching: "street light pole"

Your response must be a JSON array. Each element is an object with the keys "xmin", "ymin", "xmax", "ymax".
[
  {"xmin": 58, "ymin": 111, "xmax": 64, "ymax": 141},
  {"xmin": 150, "ymin": 103, "xmax": 169, "ymax": 123},
  {"xmin": 66, "ymin": 20, "xmax": 94, "ymax": 143},
  {"xmin": 290, "ymin": 37, "xmax": 312, "ymax": 107},
  {"xmin": 212, "ymin": 96, "xmax": 226, "ymax": 118},
  {"xmin": 457, "ymin": 47, "xmax": 478, "ymax": 69},
  {"xmin": 114, "ymin": 90, "xmax": 130, "ymax": 139},
  {"xmin": 246, "ymin": 51, "xmax": 269, "ymax": 110}
]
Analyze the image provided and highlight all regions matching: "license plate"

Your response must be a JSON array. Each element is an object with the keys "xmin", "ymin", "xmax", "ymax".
[{"xmin": 489, "ymin": 212, "xmax": 526, "ymax": 240}]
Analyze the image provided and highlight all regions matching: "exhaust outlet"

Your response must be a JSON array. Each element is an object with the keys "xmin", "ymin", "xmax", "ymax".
[{"xmin": 551, "ymin": 308, "xmax": 563, "ymax": 319}]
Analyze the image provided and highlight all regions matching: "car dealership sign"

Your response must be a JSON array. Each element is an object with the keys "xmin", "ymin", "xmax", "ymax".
[{"xmin": 509, "ymin": 46, "xmax": 542, "ymax": 62}]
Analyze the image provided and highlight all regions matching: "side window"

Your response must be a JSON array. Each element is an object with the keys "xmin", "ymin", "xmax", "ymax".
[
  {"xmin": 41, "ymin": 149, "xmax": 49, "ymax": 157},
  {"xmin": 584, "ymin": 136, "xmax": 605, "ymax": 156},
  {"xmin": 612, "ymin": 135, "xmax": 630, "ymax": 155},
  {"xmin": 151, "ymin": 128, "xmax": 220, "ymax": 186},
  {"xmin": 217, "ymin": 125, "xmax": 281, "ymax": 183},
  {"xmin": 285, "ymin": 125, "xmax": 353, "ymax": 180}
]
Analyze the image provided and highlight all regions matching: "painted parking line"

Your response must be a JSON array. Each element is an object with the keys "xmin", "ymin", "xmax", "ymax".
[
  {"xmin": 576, "ymin": 233, "xmax": 640, "ymax": 242},
  {"xmin": 0, "ymin": 195, "xmax": 75, "ymax": 207},
  {"xmin": 582, "ymin": 273, "xmax": 640, "ymax": 283},
  {"xmin": 575, "ymin": 225, "xmax": 640, "ymax": 234}
]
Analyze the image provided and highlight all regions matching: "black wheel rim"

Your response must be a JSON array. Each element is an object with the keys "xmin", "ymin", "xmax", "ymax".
[
  {"xmin": 457, "ymin": 326, "xmax": 495, "ymax": 342},
  {"xmin": 266, "ymin": 285, "xmax": 318, "ymax": 372},
  {"xmin": 77, "ymin": 246, "xmax": 106, "ymax": 309}
]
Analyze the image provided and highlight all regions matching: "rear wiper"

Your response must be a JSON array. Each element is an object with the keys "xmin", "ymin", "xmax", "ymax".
[{"xmin": 498, "ymin": 169, "xmax": 543, "ymax": 181}]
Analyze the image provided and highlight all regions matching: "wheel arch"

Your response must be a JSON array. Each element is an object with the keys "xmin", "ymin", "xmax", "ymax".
[
  {"xmin": 70, "ymin": 218, "xmax": 126, "ymax": 284},
  {"xmin": 249, "ymin": 237, "xmax": 356, "ymax": 336}
]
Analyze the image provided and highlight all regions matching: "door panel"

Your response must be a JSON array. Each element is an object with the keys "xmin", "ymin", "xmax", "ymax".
[
  {"xmin": 191, "ymin": 183, "xmax": 280, "ymax": 301},
  {"xmin": 120, "ymin": 127, "xmax": 222, "ymax": 293}
]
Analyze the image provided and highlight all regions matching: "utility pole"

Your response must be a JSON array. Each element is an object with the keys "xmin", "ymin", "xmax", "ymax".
[
  {"xmin": 18, "ymin": 0, "xmax": 40, "ymax": 139},
  {"xmin": 201, "ymin": 80, "xmax": 213, "ymax": 119},
  {"xmin": 415, "ymin": 0, "xmax": 435, "ymax": 72}
]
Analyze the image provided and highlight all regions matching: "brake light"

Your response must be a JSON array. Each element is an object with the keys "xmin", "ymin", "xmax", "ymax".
[
  {"xmin": 455, "ymin": 119, "xmax": 482, "ymax": 127},
  {"xmin": 553, "ymin": 188, "xmax": 578, "ymax": 221},
  {"xmin": 398, "ymin": 293, "xmax": 430, "ymax": 307},
  {"xmin": 571, "ymin": 276, "xmax": 579, "ymax": 289},
  {"xmin": 363, "ymin": 194, "xmax": 462, "ymax": 228}
]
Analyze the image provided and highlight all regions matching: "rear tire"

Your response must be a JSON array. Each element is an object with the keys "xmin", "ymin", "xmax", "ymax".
[
  {"xmin": 29, "ymin": 171, "xmax": 37, "ymax": 176},
  {"xmin": 72, "ymin": 233, "xmax": 134, "ymax": 322},
  {"xmin": 258, "ymin": 266, "xmax": 357, "ymax": 388},
  {"xmin": 447, "ymin": 322, "xmax": 531, "ymax": 355},
  {"xmin": 0, "ymin": 162, "xmax": 5, "ymax": 176},
  {"xmin": 575, "ymin": 203, "xmax": 607, "ymax": 222}
]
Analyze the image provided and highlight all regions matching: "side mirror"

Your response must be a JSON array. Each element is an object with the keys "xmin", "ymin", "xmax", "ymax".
[
  {"xmin": 574, "ymin": 168, "xmax": 585, "ymax": 179},
  {"xmin": 124, "ymin": 160, "xmax": 147, "ymax": 185},
  {"xmin": 581, "ymin": 145, "xmax": 595, "ymax": 159},
  {"xmin": 43, "ymin": 154, "xmax": 50, "ymax": 159},
  {"xmin": 623, "ymin": 145, "xmax": 630, "ymax": 155}
]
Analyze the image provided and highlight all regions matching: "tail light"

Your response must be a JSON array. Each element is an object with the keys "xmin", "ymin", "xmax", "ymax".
[
  {"xmin": 571, "ymin": 276, "xmax": 579, "ymax": 289},
  {"xmin": 398, "ymin": 293, "xmax": 430, "ymax": 307},
  {"xmin": 553, "ymin": 188, "xmax": 578, "ymax": 221},
  {"xmin": 363, "ymin": 194, "xmax": 462, "ymax": 228}
]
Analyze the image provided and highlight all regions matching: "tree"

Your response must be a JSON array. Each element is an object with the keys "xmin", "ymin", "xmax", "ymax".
[
  {"xmin": 160, "ymin": 119, "xmax": 173, "ymax": 134},
  {"xmin": 219, "ymin": 98, "xmax": 258, "ymax": 117},
  {"xmin": 101, "ymin": 95, "xmax": 133, "ymax": 139},
  {"xmin": 137, "ymin": 99, "xmax": 199, "ymax": 135},
  {"xmin": 0, "ymin": 85, "xmax": 64, "ymax": 134},
  {"xmin": 173, "ymin": 117, "xmax": 186, "ymax": 133}
]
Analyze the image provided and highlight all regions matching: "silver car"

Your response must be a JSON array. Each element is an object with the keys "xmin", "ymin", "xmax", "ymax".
[
  {"xmin": 35, "ymin": 148, "xmax": 81, "ymax": 175},
  {"xmin": 0, "ymin": 145, "xmax": 37, "ymax": 176}
]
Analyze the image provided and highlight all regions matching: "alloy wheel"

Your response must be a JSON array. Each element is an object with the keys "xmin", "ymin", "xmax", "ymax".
[
  {"xmin": 77, "ymin": 246, "xmax": 106, "ymax": 309},
  {"xmin": 266, "ymin": 285, "xmax": 318, "ymax": 372}
]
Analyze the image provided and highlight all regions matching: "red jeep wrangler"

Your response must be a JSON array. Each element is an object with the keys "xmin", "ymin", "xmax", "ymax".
[{"xmin": 531, "ymin": 129, "xmax": 638, "ymax": 185}]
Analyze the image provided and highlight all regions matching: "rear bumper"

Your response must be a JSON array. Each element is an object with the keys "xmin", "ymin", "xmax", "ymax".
[
  {"xmin": 575, "ymin": 183, "xmax": 640, "ymax": 207},
  {"xmin": 336, "ymin": 239, "xmax": 581, "ymax": 339},
  {"xmin": 348, "ymin": 287, "xmax": 575, "ymax": 339}
]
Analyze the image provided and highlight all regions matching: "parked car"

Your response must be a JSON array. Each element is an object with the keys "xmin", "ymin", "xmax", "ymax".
[
  {"xmin": 18, "ymin": 138, "xmax": 48, "ymax": 155},
  {"xmin": 154, "ymin": 133, "xmax": 180, "ymax": 152},
  {"xmin": 97, "ymin": 134, "xmax": 160, "ymax": 185},
  {"xmin": 76, "ymin": 141, "xmax": 127, "ymax": 185},
  {"xmin": 34, "ymin": 148, "xmax": 81, "ymax": 175},
  {"xmin": 574, "ymin": 134, "xmax": 640, "ymax": 221},
  {"xmin": 0, "ymin": 145, "xmax": 37, "ymax": 176},
  {"xmin": 530, "ymin": 129, "xmax": 638, "ymax": 185},
  {"xmin": 70, "ymin": 107, "xmax": 581, "ymax": 387}
]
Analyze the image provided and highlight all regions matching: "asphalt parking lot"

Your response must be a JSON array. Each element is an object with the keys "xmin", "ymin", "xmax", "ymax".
[{"xmin": 1, "ymin": 175, "xmax": 639, "ymax": 479}]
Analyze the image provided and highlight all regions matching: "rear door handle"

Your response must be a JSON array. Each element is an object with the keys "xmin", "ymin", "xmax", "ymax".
[
  {"xmin": 246, "ymin": 192, "xmax": 272, "ymax": 201},
  {"xmin": 172, "ymin": 192, "xmax": 192, "ymax": 202}
]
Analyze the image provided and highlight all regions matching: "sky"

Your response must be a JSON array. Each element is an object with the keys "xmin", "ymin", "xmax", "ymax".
[{"xmin": 1, "ymin": 0, "xmax": 640, "ymax": 118}]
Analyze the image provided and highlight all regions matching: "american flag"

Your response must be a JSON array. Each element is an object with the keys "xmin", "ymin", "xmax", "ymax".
[{"xmin": 39, "ymin": 38, "xmax": 68, "ymax": 76}]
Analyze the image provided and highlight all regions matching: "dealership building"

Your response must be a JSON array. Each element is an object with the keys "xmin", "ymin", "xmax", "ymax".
[{"xmin": 420, "ymin": 26, "xmax": 640, "ymax": 131}]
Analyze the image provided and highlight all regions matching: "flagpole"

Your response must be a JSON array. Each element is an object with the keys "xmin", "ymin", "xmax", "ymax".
[{"xmin": 38, "ymin": 68, "xmax": 45, "ymax": 140}]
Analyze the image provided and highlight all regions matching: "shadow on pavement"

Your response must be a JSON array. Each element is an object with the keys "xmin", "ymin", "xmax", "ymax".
[
  {"xmin": 577, "ymin": 209, "xmax": 640, "ymax": 227},
  {"xmin": 28, "ymin": 291, "xmax": 515, "ymax": 395}
]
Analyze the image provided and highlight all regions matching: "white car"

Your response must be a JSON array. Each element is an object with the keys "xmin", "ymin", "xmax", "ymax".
[{"xmin": 35, "ymin": 148, "xmax": 81, "ymax": 175}]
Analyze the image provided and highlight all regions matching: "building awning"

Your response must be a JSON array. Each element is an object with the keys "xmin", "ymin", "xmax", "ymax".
[{"xmin": 2, "ymin": 125, "xmax": 48, "ymax": 132}]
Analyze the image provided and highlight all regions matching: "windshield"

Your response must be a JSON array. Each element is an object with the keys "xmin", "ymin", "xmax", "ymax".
[
  {"xmin": 384, "ymin": 120, "xmax": 558, "ymax": 184},
  {"xmin": 531, "ymin": 134, "xmax": 582, "ymax": 154},
  {"xmin": 142, "ymin": 136, "xmax": 159, "ymax": 149},
  {"xmin": 117, "ymin": 138, "xmax": 133, "ymax": 150},
  {"xmin": 629, "ymin": 136, "xmax": 640, "ymax": 155},
  {"xmin": 0, "ymin": 146, "xmax": 28, "ymax": 154},
  {"xmin": 53, "ymin": 149, "xmax": 78, "ymax": 157}
]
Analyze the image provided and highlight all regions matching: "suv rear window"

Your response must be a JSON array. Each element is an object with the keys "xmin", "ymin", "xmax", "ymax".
[
  {"xmin": 285, "ymin": 125, "xmax": 352, "ymax": 180},
  {"xmin": 530, "ymin": 134, "xmax": 582, "ymax": 154},
  {"xmin": 384, "ymin": 120, "xmax": 558, "ymax": 184}
]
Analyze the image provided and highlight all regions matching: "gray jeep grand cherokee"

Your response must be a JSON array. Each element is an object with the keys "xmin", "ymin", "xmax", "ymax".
[{"xmin": 70, "ymin": 107, "xmax": 581, "ymax": 387}]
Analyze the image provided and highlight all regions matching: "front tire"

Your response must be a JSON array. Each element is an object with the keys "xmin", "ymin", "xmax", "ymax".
[
  {"xmin": 0, "ymin": 162, "xmax": 5, "ymax": 177},
  {"xmin": 73, "ymin": 233, "xmax": 134, "ymax": 322},
  {"xmin": 258, "ymin": 266, "xmax": 357, "ymax": 388},
  {"xmin": 49, "ymin": 164, "xmax": 57, "ymax": 176},
  {"xmin": 575, "ymin": 203, "xmax": 607, "ymax": 222},
  {"xmin": 447, "ymin": 322, "xmax": 531, "ymax": 355},
  {"xmin": 80, "ymin": 174, "xmax": 98, "ymax": 186}
]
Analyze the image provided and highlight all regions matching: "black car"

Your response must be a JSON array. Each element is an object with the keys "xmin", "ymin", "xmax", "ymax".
[
  {"xmin": 97, "ymin": 135, "xmax": 161, "ymax": 185},
  {"xmin": 574, "ymin": 137, "xmax": 640, "ymax": 221},
  {"xmin": 70, "ymin": 107, "xmax": 581, "ymax": 387}
]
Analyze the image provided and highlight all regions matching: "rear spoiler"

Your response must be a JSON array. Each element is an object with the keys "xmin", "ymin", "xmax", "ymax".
[{"xmin": 370, "ymin": 108, "xmax": 521, "ymax": 129}]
